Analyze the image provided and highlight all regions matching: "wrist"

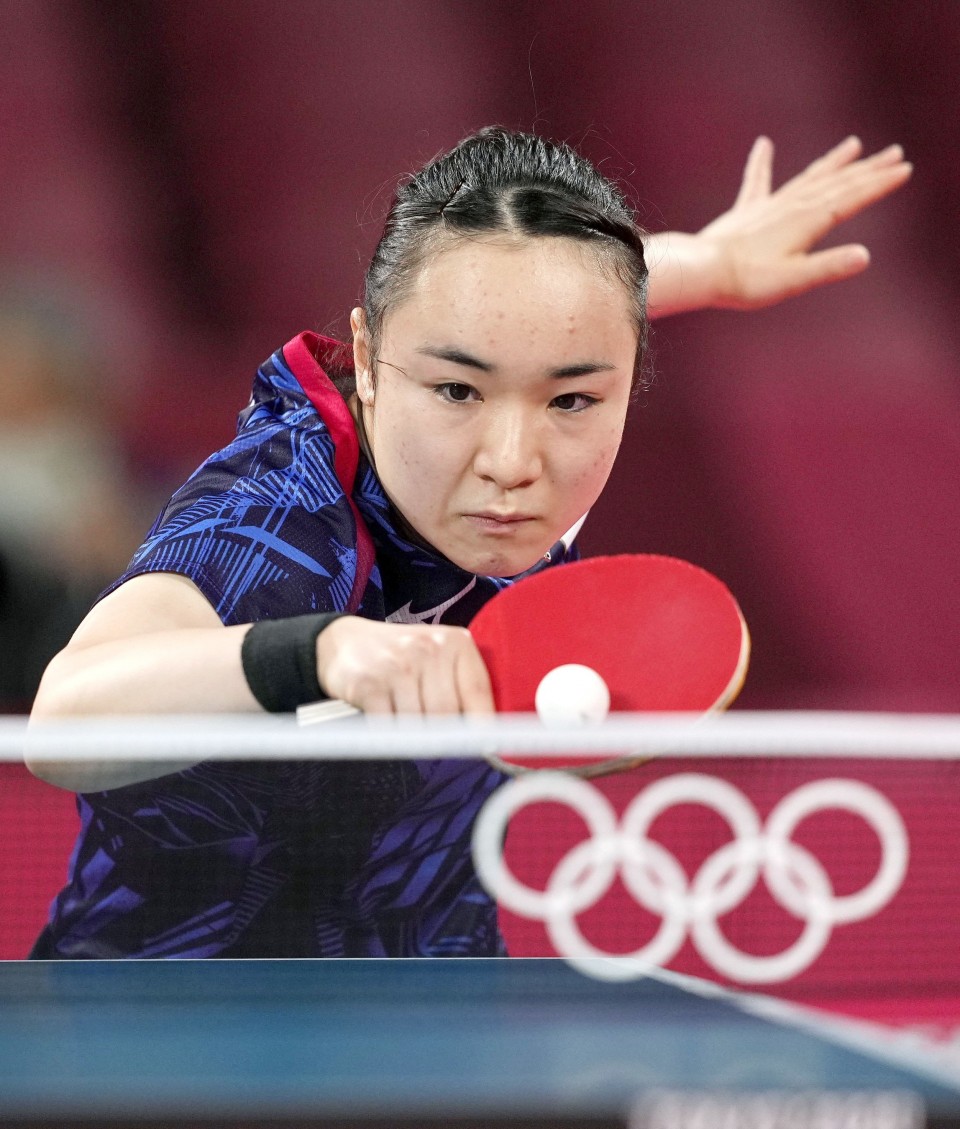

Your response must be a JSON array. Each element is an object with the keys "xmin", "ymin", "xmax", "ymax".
[
  {"xmin": 685, "ymin": 228, "xmax": 731, "ymax": 309},
  {"xmin": 241, "ymin": 613, "xmax": 345, "ymax": 713},
  {"xmin": 645, "ymin": 230, "xmax": 727, "ymax": 318}
]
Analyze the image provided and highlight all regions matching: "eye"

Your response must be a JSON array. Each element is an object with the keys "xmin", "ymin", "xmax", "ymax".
[
  {"xmin": 551, "ymin": 392, "xmax": 598, "ymax": 413},
  {"xmin": 433, "ymin": 382, "xmax": 479, "ymax": 404}
]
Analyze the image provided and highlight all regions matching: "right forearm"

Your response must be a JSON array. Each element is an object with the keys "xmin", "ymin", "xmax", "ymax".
[
  {"xmin": 31, "ymin": 625, "xmax": 260, "ymax": 720},
  {"xmin": 27, "ymin": 625, "xmax": 261, "ymax": 792}
]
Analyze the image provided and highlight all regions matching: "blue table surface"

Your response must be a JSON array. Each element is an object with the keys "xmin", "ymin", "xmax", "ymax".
[{"xmin": 0, "ymin": 958, "xmax": 957, "ymax": 1120}]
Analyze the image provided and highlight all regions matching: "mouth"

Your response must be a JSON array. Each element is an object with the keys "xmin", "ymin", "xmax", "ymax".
[{"xmin": 463, "ymin": 511, "xmax": 537, "ymax": 532}]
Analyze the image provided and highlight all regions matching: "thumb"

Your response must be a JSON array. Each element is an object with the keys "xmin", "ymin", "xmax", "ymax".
[{"xmin": 733, "ymin": 136, "xmax": 774, "ymax": 208}]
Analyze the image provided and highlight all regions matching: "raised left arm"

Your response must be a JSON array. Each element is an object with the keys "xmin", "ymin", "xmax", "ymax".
[{"xmin": 645, "ymin": 136, "xmax": 912, "ymax": 319}]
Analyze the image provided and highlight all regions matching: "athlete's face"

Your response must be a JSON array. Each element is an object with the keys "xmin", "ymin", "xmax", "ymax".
[{"xmin": 351, "ymin": 236, "xmax": 637, "ymax": 577}]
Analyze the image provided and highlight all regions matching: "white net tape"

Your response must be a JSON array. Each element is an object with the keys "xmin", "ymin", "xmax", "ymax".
[{"xmin": 3, "ymin": 711, "xmax": 960, "ymax": 764}]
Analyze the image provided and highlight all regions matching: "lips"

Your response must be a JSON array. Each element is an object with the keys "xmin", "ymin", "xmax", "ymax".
[{"xmin": 463, "ymin": 511, "xmax": 537, "ymax": 530}]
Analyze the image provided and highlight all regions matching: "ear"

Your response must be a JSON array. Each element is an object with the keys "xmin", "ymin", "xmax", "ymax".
[{"xmin": 350, "ymin": 307, "xmax": 376, "ymax": 405}]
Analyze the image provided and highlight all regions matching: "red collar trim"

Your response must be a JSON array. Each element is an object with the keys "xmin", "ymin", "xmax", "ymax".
[{"xmin": 280, "ymin": 332, "xmax": 374, "ymax": 614}]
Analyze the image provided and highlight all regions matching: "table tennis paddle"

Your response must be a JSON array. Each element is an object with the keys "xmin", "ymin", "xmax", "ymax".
[
  {"xmin": 298, "ymin": 554, "xmax": 749, "ymax": 778},
  {"xmin": 470, "ymin": 554, "xmax": 749, "ymax": 776}
]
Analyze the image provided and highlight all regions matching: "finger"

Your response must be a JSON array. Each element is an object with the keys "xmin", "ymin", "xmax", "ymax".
[
  {"xmin": 420, "ymin": 674, "xmax": 461, "ymax": 715},
  {"xmin": 420, "ymin": 636, "xmax": 464, "ymax": 716},
  {"xmin": 822, "ymin": 146, "xmax": 909, "ymax": 196},
  {"xmin": 769, "ymin": 245, "xmax": 871, "ymax": 303},
  {"xmin": 361, "ymin": 688, "xmax": 394, "ymax": 716},
  {"xmin": 454, "ymin": 638, "xmax": 495, "ymax": 717},
  {"xmin": 860, "ymin": 142, "xmax": 906, "ymax": 169},
  {"xmin": 773, "ymin": 161, "xmax": 912, "ymax": 254},
  {"xmin": 734, "ymin": 136, "xmax": 774, "ymax": 207},
  {"xmin": 390, "ymin": 671, "xmax": 425, "ymax": 716},
  {"xmin": 781, "ymin": 141, "xmax": 905, "ymax": 203},
  {"xmin": 811, "ymin": 160, "xmax": 913, "ymax": 230},
  {"xmin": 785, "ymin": 135, "xmax": 863, "ymax": 189}
]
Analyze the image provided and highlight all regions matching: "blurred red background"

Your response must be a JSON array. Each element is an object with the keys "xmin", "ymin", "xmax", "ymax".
[{"xmin": 1, "ymin": 0, "xmax": 959, "ymax": 958}]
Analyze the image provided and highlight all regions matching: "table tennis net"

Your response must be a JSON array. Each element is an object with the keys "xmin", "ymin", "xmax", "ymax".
[{"xmin": 1, "ymin": 710, "xmax": 958, "ymax": 1040}]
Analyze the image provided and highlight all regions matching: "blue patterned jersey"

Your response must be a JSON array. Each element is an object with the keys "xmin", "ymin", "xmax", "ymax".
[{"xmin": 32, "ymin": 333, "xmax": 577, "ymax": 959}]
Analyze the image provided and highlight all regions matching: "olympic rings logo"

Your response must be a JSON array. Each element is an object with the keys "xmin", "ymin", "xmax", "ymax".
[{"xmin": 472, "ymin": 773, "xmax": 909, "ymax": 984}]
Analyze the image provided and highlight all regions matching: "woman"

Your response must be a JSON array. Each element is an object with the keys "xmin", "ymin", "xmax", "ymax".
[{"xmin": 28, "ymin": 128, "xmax": 909, "ymax": 958}]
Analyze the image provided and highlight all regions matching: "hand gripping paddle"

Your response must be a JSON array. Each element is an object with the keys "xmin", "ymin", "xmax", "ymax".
[
  {"xmin": 298, "ymin": 554, "xmax": 749, "ymax": 777},
  {"xmin": 468, "ymin": 554, "xmax": 750, "ymax": 776}
]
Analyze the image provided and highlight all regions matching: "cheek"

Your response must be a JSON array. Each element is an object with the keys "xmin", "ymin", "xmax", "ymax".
[
  {"xmin": 376, "ymin": 410, "xmax": 463, "ymax": 507},
  {"xmin": 383, "ymin": 424, "xmax": 416, "ymax": 471},
  {"xmin": 565, "ymin": 422, "xmax": 624, "ymax": 497},
  {"xmin": 374, "ymin": 392, "xmax": 422, "ymax": 465}
]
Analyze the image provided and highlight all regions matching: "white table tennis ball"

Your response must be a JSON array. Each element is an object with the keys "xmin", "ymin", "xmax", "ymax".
[{"xmin": 535, "ymin": 663, "xmax": 611, "ymax": 725}]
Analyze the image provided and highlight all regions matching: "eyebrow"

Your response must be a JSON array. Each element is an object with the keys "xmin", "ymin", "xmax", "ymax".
[{"xmin": 415, "ymin": 345, "xmax": 616, "ymax": 379}]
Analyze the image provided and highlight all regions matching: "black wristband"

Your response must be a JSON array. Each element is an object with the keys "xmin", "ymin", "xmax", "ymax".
[{"xmin": 240, "ymin": 613, "xmax": 344, "ymax": 713}]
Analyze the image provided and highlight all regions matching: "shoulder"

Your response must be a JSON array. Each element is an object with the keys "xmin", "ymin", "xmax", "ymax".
[
  {"xmin": 164, "ymin": 333, "xmax": 359, "ymax": 513},
  {"xmin": 107, "ymin": 336, "xmax": 377, "ymax": 624}
]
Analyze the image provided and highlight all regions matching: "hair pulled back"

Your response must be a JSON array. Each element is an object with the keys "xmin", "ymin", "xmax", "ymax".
[{"xmin": 362, "ymin": 127, "xmax": 648, "ymax": 375}]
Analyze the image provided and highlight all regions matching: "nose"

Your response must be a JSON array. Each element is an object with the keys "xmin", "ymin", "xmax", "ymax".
[{"xmin": 472, "ymin": 405, "xmax": 543, "ymax": 490}]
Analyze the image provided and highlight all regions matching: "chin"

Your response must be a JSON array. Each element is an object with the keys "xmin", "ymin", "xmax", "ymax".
[
  {"xmin": 423, "ymin": 520, "xmax": 558, "ymax": 578},
  {"xmin": 448, "ymin": 544, "xmax": 547, "ymax": 580}
]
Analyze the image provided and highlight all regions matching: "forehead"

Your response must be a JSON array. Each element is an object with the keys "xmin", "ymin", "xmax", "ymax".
[{"xmin": 381, "ymin": 235, "xmax": 637, "ymax": 362}]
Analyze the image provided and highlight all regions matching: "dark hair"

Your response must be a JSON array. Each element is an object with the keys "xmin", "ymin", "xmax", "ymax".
[{"xmin": 361, "ymin": 126, "xmax": 648, "ymax": 379}]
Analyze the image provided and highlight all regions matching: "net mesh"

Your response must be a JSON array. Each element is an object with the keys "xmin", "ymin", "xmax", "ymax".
[
  {"xmin": 0, "ymin": 762, "xmax": 78, "ymax": 959},
  {"xmin": 2, "ymin": 711, "xmax": 959, "ymax": 1043}
]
